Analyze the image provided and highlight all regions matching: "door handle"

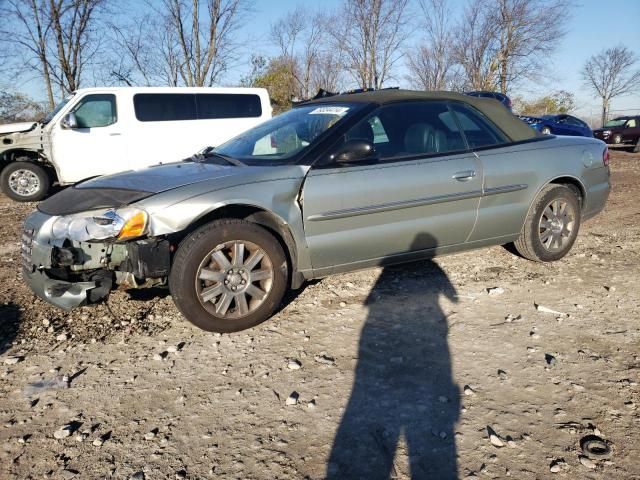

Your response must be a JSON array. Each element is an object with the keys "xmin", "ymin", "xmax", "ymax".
[{"xmin": 452, "ymin": 170, "xmax": 476, "ymax": 181}]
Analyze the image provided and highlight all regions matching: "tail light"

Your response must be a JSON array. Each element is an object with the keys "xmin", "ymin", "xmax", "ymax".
[{"xmin": 603, "ymin": 146, "xmax": 609, "ymax": 167}]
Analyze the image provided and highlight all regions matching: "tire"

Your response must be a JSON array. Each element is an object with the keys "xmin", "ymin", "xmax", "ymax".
[
  {"xmin": 540, "ymin": 126, "xmax": 551, "ymax": 135},
  {"xmin": 513, "ymin": 184, "xmax": 581, "ymax": 262},
  {"xmin": 0, "ymin": 162, "xmax": 50, "ymax": 202},
  {"xmin": 169, "ymin": 219, "xmax": 288, "ymax": 332},
  {"xmin": 613, "ymin": 134, "xmax": 622, "ymax": 145}
]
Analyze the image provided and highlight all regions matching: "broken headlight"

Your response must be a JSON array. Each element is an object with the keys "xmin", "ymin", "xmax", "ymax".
[{"xmin": 51, "ymin": 207, "xmax": 148, "ymax": 242}]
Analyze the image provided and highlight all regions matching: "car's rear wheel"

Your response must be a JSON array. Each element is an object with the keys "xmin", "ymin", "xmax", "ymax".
[
  {"xmin": 169, "ymin": 219, "xmax": 288, "ymax": 332},
  {"xmin": 613, "ymin": 134, "xmax": 623, "ymax": 145},
  {"xmin": 513, "ymin": 184, "xmax": 581, "ymax": 262},
  {"xmin": 0, "ymin": 161, "xmax": 50, "ymax": 202}
]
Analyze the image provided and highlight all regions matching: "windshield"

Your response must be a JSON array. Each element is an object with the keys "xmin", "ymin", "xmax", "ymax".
[
  {"xmin": 604, "ymin": 119, "xmax": 627, "ymax": 128},
  {"xmin": 42, "ymin": 94, "xmax": 74, "ymax": 124},
  {"xmin": 214, "ymin": 103, "xmax": 361, "ymax": 162}
]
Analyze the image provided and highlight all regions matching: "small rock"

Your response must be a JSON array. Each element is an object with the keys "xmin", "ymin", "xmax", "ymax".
[
  {"xmin": 167, "ymin": 345, "xmax": 178, "ymax": 353},
  {"xmin": 545, "ymin": 353, "xmax": 557, "ymax": 367},
  {"xmin": 307, "ymin": 400, "xmax": 316, "ymax": 409},
  {"xmin": 285, "ymin": 391, "xmax": 299, "ymax": 406},
  {"xmin": 549, "ymin": 461, "xmax": 562, "ymax": 473},
  {"xmin": 487, "ymin": 287, "xmax": 505, "ymax": 295},
  {"xmin": 339, "ymin": 301, "xmax": 346, "ymax": 307},
  {"xmin": 579, "ymin": 455, "xmax": 596, "ymax": 469},
  {"xmin": 3, "ymin": 356, "xmax": 23, "ymax": 365},
  {"xmin": 497, "ymin": 369, "xmax": 509, "ymax": 380},
  {"xmin": 92, "ymin": 437, "xmax": 104, "ymax": 447},
  {"xmin": 53, "ymin": 424, "xmax": 75, "ymax": 439},
  {"xmin": 61, "ymin": 470, "xmax": 78, "ymax": 479},
  {"xmin": 489, "ymin": 434, "xmax": 504, "ymax": 447},
  {"xmin": 153, "ymin": 352, "xmax": 165, "ymax": 361},
  {"xmin": 314, "ymin": 354, "xmax": 335, "ymax": 365},
  {"xmin": 144, "ymin": 430, "xmax": 157, "ymax": 440},
  {"xmin": 535, "ymin": 304, "xmax": 565, "ymax": 316},
  {"xmin": 130, "ymin": 472, "xmax": 145, "ymax": 480},
  {"xmin": 505, "ymin": 313, "xmax": 521, "ymax": 322},
  {"xmin": 42, "ymin": 319, "xmax": 50, "ymax": 327},
  {"xmin": 287, "ymin": 359, "xmax": 302, "ymax": 370},
  {"xmin": 463, "ymin": 385, "xmax": 475, "ymax": 396},
  {"xmin": 175, "ymin": 469, "xmax": 187, "ymax": 479},
  {"xmin": 56, "ymin": 333, "xmax": 68, "ymax": 341}
]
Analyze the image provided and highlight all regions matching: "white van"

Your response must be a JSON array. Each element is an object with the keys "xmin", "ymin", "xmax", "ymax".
[{"xmin": 0, "ymin": 87, "xmax": 272, "ymax": 201}]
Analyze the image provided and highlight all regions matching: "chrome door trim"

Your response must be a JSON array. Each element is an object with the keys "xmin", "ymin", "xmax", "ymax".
[
  {"xmin": 306, "ymin": 189, "xmax": 484, "ymax": 222},
  {"xmin": 483, "ymin": 184, "xmax": 528, "ymax": 196}
]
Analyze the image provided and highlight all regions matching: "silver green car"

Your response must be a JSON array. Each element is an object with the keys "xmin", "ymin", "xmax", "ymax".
[{"xmin": 21, "ymin": 90, "xmax": 611, "ymax": 332}]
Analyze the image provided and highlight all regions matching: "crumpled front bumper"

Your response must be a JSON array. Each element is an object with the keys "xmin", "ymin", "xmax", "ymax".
[{"xmin": 22, "ymin": 211, "xmax": 101, "ymax": 310}]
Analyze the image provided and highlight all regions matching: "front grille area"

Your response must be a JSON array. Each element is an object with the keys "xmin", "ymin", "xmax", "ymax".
[{"xmin": 21, "ymin": 228, "xmax": 35, "ymax": 271}]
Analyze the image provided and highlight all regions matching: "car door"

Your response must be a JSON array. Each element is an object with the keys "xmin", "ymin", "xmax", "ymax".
[
  {"xmin": 301, "ymin": 101, "xmax": 483, "ymax": 275},
  {"xmin": 623, "ymin": 117, "xmax": 639, "ymax": 142},
  {"xmin": 552, "ymin": 115, "xmax": 574, "ymax": 136},
  {"xmin": 455, "ymin": 102, "xmax": 538, "ymax": 242},
  {"xmin": 51, "ymin": 93, "xmax": 128, "ymax": 183}
]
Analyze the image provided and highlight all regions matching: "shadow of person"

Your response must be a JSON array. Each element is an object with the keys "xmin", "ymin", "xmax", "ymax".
[
  {"xmin": 0, "ymin": 303, "xmax": 21, "ymax": 356},
  {"xmin": 327, "ymin": 233, "xmax": 460, "ymax": 479}
]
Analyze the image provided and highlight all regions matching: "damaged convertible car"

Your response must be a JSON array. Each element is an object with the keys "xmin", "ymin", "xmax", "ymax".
[{"xmin": 22, "ymin": 90, "xmax": 610, "ymax": 332}]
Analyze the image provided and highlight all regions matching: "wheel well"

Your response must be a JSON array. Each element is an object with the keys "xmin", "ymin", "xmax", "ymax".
[
  {"xmin": 177, "ymin": 204, "xmax": 301, "ymax": 287},
  {"xmin": 549, "ymin": 177, "xmax": 585, "ymax": 209},
  {"xmin": 1, "ymin": 149, "xmax": 57, "ymax": 181}
]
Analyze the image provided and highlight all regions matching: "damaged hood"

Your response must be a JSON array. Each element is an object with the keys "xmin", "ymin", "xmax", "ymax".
[
  {"xmin": 76, "ymin": 161, "xmax": 243, "ymax": 193},
  {"xmin": 38, "ymin": 160, "xmax": 307, "ymax": 216},
  {"xmin": 0, "ymin": 122, "xmax": 37, "ymax": 135}
]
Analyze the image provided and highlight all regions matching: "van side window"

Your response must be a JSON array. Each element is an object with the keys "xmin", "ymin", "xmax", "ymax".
[
  {"xmin": 72, "ymin": 94, "xmax": 117, "ymax": 128},
  {"xmin": 134, "ymin": 94, "xmax": 197, "ymax": 122},
  {"xmin": 196, "ymin": 94, "xmax": 262, "ymax": 119}
]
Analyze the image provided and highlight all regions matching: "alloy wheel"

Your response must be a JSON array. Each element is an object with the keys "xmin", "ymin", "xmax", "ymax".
[
  {"xmin": 195, "ymin": 240, "xmax": 274, "ymax": 319},
  {"xmin": 538, "ymin": 198, "xmax": 575, "ymax": 251}
]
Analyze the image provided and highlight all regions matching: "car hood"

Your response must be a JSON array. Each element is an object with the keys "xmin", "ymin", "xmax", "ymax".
[
  {"xmin": 0, "ymin": 122, "xmax": 37, "ymax": 135},
  {"xmin": 38, "ymin": 160, "xmax": 308, "ymax": 216}
]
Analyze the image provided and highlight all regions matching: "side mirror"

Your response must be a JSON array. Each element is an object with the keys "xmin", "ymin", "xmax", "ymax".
[
  {"xmin": 61, "ymin": 112, "xmax": 78, "ymax": 129},
  {"xmin": 332, "ymin": 139, "xmax": 377, "ymax": 164}
]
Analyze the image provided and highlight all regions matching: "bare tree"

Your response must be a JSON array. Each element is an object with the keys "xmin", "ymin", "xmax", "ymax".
[
  {"xmin": 406, "ymin": 0, "xmax": 458, "ymax": 91},
  {"xmin": 492, "ymin": 0, "xmax": 567, "ymax": 94},
  {"xmin": 0, "ymin": 0, "xmax": 105, "ymax": 106},
  {"xmin": 270, "ymin": 7, "xmax": 341, "ymax": 99},
  {"xmin": 453, "ymin": 0, "xmax": 499, "ymax": 92},
  {"xmin": 329, "ymin": 0, "xmax": 411, "ymax": 89},
  {"xmin": 161, "ymin": 0, "xmax": 249, "ymax": 87},
  {"xmin": 582, "ymin": 45, "xmax": 640, "ymax": 126}
]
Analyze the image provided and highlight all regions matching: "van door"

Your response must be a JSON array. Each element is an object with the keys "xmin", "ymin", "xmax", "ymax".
[{"xmin": 51, "ymin": 93, "xmax": 128, "ymax": 184}]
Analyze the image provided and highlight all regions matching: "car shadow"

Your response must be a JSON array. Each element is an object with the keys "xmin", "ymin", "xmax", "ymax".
[
  {"xmin": 326, "ymin": 233, "xmax": 460, "ymax": 479},
  {"xmin": 0, "ymin": 302, "xmax": 21, "ymax": 356}
]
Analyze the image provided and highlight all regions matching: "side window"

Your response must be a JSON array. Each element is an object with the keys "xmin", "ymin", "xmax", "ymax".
[
  {"xmin": 341, "ymin": 101, "xmax": 467, "ymax": 161},
  {"xmin": 72, "ymin": 94, "xmax": 116, "ymax": 128},
  {"xmin": 627, "ymin": 119, "xmax": 637, "ymax": 128},
  {"xmin": 196, "ymin": 94, "xmax": 262, "ymax": 119},
  {"xmin": 448, "ymin": 103, "xmax": 508, "ymax": 148},
  {"xmin": 134, "ymin": 94, "xmax": 197, "ymax": 122}
]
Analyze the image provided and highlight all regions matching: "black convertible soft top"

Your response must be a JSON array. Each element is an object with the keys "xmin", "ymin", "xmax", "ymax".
[{"xmin": 304, "ymin": 89, "xmax": 540, "ymax": 143}]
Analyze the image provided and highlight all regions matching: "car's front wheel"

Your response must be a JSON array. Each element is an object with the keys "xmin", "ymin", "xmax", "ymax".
[
  {"xmin": 513, "ymin": 184, "xmax": 581, "ymax": 262},
  {"xmin": 540, "ymin": 126, "xmax": 551, "ymax": 135},
  {"xmin": 0, "ymin": 161, "xmax": 50, "ymax": 202},
  {"xmin": 169, "ymin": 219, "xmax": 288, "ymax": 332},
  {"xmin": 613, "ymin": 134, "xmax": 623, "ymax": 145}
]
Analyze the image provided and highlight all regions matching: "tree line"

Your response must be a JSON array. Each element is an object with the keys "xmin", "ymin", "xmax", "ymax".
[{"xmin": 0, "ymin": 0, "xmax": 638, "ymax": 122}]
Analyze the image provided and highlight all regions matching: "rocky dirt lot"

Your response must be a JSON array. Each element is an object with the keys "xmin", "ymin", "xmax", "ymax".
[{"xmin": 0, "ymin": 150, "xmax": 639, "ymax": 480}]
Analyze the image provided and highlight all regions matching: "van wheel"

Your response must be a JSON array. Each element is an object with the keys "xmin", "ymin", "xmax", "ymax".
[
  {"xmin": 0, "ymin": 162, "xmax": 50, "ymax": 202},
  {"xmin": 513, "ymin": 184, "xmax": 581, "ymax": 262},
  {"xmin": 169, "ymin": 219, "xmax": 288, "ymax": 332}
]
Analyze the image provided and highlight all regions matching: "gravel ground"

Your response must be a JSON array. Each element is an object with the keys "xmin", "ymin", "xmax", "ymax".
[{"xmin": 0, "ymin": 150, "xmax": 639, "ymax": 479}]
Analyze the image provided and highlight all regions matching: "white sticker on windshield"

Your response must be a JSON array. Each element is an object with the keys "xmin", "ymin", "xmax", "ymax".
[{"xmin": 309, "ymin": 106, "xmax": 350, "ymax": 116}]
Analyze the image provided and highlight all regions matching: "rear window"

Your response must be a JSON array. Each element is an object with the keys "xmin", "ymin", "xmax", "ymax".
[{"xmin": 134, "ymin": 93, "xmax": 262, "ymax": 122}]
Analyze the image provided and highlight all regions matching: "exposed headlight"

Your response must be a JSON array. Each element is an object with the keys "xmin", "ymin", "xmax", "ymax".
[
  {"xmin": 51, "ymin": 207, "xmax": 148, "ymax": 242},
  {"xmin": 602, "ymin": 130, "xmax": 611, "ymax": 136}
]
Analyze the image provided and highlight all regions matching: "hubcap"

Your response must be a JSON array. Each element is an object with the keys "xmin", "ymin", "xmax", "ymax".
[
  {"xmin": 8, "ymin": 169, "xmax": 40, "ymax": 197},
  {"xmin": 195, "ymin": 240, "xmax": 273, "ymax": 319},
  {"xmin": 538, "ymin": 198, "xmax": 575, "ymax": 251}
]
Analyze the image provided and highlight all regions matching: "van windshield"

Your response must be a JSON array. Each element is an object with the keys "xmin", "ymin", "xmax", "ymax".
[
  {"xmin": 214, "ymin": 103, "xmax": 361, "ymax": 163},
  {"xmin": 42, "ymin": 94, "xmax": 74, "ymax": 124}
]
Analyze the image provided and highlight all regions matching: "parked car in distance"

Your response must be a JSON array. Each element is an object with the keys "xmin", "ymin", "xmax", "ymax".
[
  {"xmin": 519, "ymin": 114, "xmax": 593, "ymax": 137},
  {"xmin": 593, "ymin": 116, "xmax": 640, "ymax": 152},
  {"xmin": 465, "ymin": 91, "xmax": 512, "ymax": 111},
  {"xmin": 22, "ymin": 90, "xmax": 610, "ymax": 333},
  {"xmin": 0, "ymin": 87, "xmax": 272, "ymax": 202}
]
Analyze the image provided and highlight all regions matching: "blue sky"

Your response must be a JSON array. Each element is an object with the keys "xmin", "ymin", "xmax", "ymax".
[
  {"xmin": 9, "ymin": 0, "xmax": 640, "ymax": 119},
  {"xmin": 236, "ymin": 0, "xmax": 640, "ymax": 117}
]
